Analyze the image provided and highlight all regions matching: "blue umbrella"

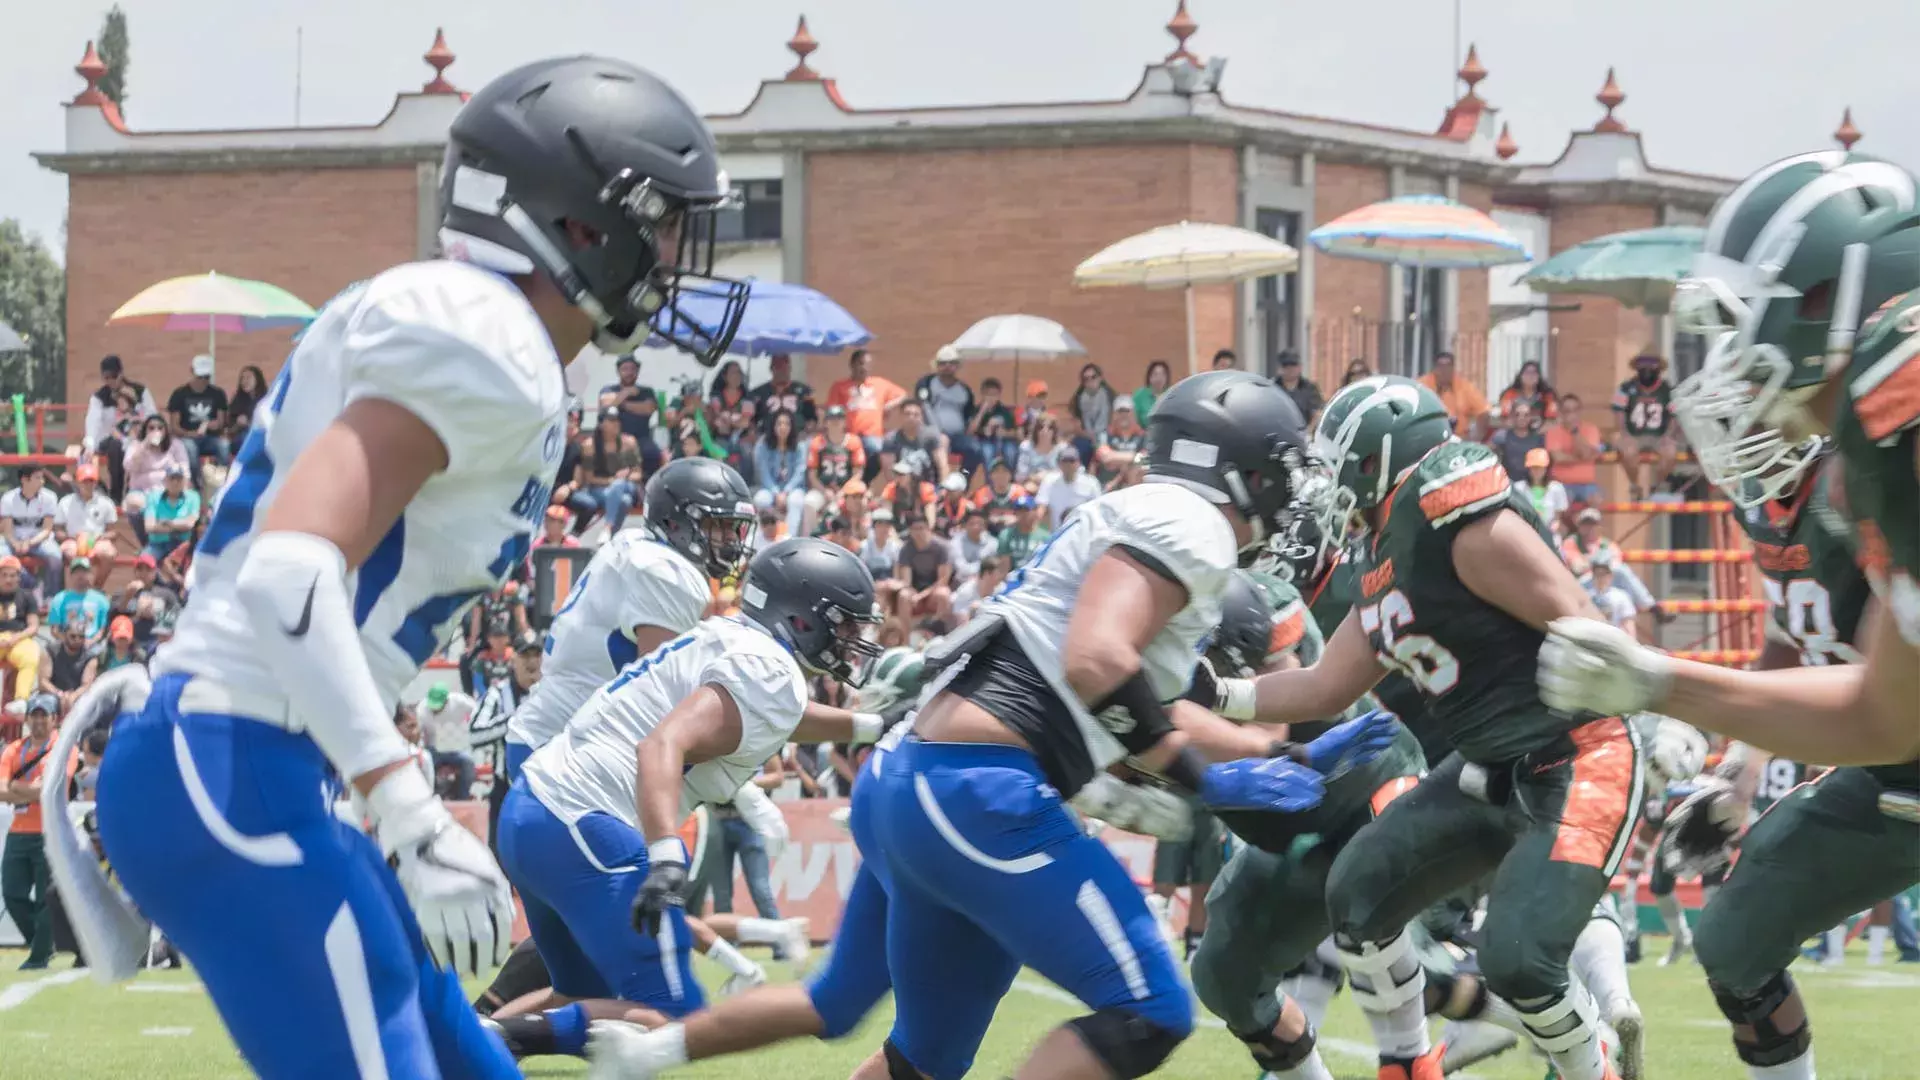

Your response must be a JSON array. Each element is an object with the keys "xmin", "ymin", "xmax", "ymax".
[{"xmin": 649, "ymin": 279, "xmax": 869, "ymax": 356}]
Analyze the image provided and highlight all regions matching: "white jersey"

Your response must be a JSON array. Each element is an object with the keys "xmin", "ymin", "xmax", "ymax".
[
  {"xmin": 522, "ymin": 614, "xmax": 808, "ymax": 829},
  {"xmin": 975, "ymin": 481, "xmax": 1237, "ymax": 771},
  {"xmin": 157, "ymin": 261, "xmax": 569, "ymax": 715},
  {"xmin": 506, "ymin": 530, "xmax": 711, "ymax": 751}
]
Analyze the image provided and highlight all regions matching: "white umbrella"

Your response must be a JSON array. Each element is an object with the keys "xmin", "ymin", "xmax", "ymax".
[
  {"xmin": 1075, "ymin": 221, "xmax": 1299, "ymax": 374},
  {"xmin": 948, "ymin": 314, "xmax": 1087, "ymax": 361},
  {"xmin": 0, "ymin": 322, "xmax": 26, "ymax": 354}
]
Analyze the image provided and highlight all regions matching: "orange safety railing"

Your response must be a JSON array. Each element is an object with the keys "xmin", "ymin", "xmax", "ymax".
[
  {"xmin": 1617, "ymin": 549, "xmax": 1750, "ymax": 564},
  {"xmin": 0, "ymin": 402, "xmax": 82, "ymax": 456},
  {"xmin": 1598, "ymin": 501, "xmax": 1732, "ymax": 514},
  {"xmin": 1656, "ymin": 598, "xmax": 1766, "ymax": 615},
  {"xmin": 1669, "ymin": 649, "xmax": 1762, "ymax": 666}
]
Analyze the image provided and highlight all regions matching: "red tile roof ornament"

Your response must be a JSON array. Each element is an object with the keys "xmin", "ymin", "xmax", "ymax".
[
  {"xmin": 69, "ymin": 39, "xmax": 127, "ymax": 131},
  {"xmin": 1494, "ymin": 123, "xmax": 1518, "ymax": 160},
  {"xmin": 422, "ymin": 28, "xmax": 458, "ymax": 94},
  {"xmin": 785, "ymin": 16, "xmax": 822, "ymax": 81},
  {"xmin": 1165, "ymin": 0, "xmax": 1201, "ymax": 64},
  {"xmin": 1593, "ymin": 67, "xmax": 1629, "ymax": 133},
  {"xmin": 1436, "ymin": 44, "xmax": 1490, "ymax": 140},
  {"xmin": 1835, "ymin": 107, "xmax": 1861, "ymax": 150}
]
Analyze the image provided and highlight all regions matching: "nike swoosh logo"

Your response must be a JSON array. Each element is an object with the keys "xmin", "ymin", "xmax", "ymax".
[{"xmin": 285, "ymin": 577, "xmax": 317, "ymax": 637}]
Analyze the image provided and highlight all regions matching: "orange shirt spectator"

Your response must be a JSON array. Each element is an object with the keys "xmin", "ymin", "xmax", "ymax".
[
  {"xmin": 2, "ymin": 696, "xmax": 74, "ymax": 839},
  {"xmin": 1542, "ymin": 391, "xmax": 1606, "ymax": 502},
  {"xmin": 825, "ymin": 349, "xmax": 907, "ymax": 441},
  {"xmin": 1418, "ymin": 352, "xmax": 1490, "ymax": 439}
]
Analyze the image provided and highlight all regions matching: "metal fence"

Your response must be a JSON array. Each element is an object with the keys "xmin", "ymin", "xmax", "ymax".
[{"xmin": 1301, "ymin": 317, "xmax": 1551, "ymax": 398}]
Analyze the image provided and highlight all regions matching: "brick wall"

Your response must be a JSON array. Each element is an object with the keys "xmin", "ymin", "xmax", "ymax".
[
  {"xmin": 803, "ymin": 143, "xmax": 1238, "ymax": 407},
  {"xmin": 1307, "ymin": 160, "xmax": 1392, "ymax": 388},
  {"xmin": 1541, "ymin": 202, "xmax": 1660, "ymax": 416},
  {"xmin": 65, "ymin": 167, "xmax": 420, "ymax": 412}
]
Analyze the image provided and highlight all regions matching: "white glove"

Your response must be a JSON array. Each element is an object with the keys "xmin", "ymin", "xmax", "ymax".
[
  {"xmin": 732, "ymin": 782, "xmax": 790, "ymax": 859},
  {"xmin": 1643, "ymin": 714, "xmax": 1709, "ymax": 789},
  {"xmin": 1538, "ymin": 617, "xmax": 1673, "ymax": 717},
  {"xmin": 367, "ymin": 766, "xmax": 512, "ymax": 978},
  {"xmin": 1070, "ymin": 774, "xmax": 1194, "ymax": 841}
]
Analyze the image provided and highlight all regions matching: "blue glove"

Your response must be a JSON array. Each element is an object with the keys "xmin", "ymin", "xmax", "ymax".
[
  {"xmin": 1304, "ymin": 709, "xmax": 1400, "ymax": 778},
  {"xmin": 1199, "ymin": 756, "xmax": 1325, "ymax": 814}
]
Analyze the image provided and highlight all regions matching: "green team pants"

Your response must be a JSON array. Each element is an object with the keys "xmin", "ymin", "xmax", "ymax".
[
  {"xmin": 1326, "ymin": 718, "xmax": 1643, "ymax": 1004},
  {"xmin": 1695, "ymin": 766, "xmax": 1920, "ymax": 994}
]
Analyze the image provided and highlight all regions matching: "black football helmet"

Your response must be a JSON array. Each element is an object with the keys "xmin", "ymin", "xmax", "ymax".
[
  {"xmin": 1208, "ymin": 571, "xmax": 1277, "ymax": 679},
  {"xmin": 440, "ymin": 55, "xmax": 749, "ymax": 363},
  {"xmin": 1144, "ymin": 370, "xmax": 1311, "ymax": 559},
  {"xmin": 644, "ymin": 458, "xmax": 756, "ymax": 579},
  {"xmin": 740, "ymin": 538, "xmax": 886, "ymax": 686}
]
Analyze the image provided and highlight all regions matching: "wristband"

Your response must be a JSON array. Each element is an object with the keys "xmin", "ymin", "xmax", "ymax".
[
  {"xmin": 1216, "ymin": 677, "xmax": 1258, "ymax": 721},
  {"xmin": 647, "ymin": 837, "xmax": 688, "ymax": 868},
  {"xmin": 850, "ymin": 712, "xmax": 884, "ymax": 746}
]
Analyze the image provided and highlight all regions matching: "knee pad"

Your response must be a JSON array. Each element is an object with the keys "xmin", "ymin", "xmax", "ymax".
[
  {"xmin": 1511, "ymin": 985, "xmax": 1601, "ymax": 1054},
  {"xmin": 1064, "ymin": 1009, "xmax": 1187, "ymax": 1079},
  {"xmin": 1710, "ymin": 971, "xmax": 1811, "ymax": 1068},
  {"xmin": 1242, "ymin": 1026, "xmax": 1318, "ymax": 1074},
  {"xmin": 1335, "ymin": 929, "xmax": 1425, "ymax": 1012},
  {"xmin": 882, "ymin": 1039, "xmax": 922, "ymax": 1080}
]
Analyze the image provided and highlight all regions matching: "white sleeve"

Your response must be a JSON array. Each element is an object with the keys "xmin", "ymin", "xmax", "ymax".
[
  {"xmin": 616, "ymin": 555, "xmax": 710, "ymax": 636},
  {"xmin": 1114, "ymin": 487, "xmax": 1238, "ymax": 601},
  {"xmin": 83, "ymin": 397, "xmax": 108, "ymax": 450},
  {"xmin": 700, "ymin": 650, "xmax": 809, "ymax": 753},
  {"xmin": 340, "ymin": 265, "xmax": 560, "ymax": 477}
]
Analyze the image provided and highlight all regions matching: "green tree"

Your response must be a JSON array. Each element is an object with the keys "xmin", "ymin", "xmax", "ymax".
[
  {"xmin": 98, "ymin": 5, "xmax": 130, "ymax": 112},
  {"xmin": 0, "ymin": 221, "xmax": 68, "ymax": 402}
]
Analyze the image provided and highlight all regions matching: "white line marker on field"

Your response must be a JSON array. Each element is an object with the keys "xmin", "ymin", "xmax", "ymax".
[
  {"xmin": 126, "ymin": 983, "xmax": 201, "ymax": 993},
  {"xmin": 1007, "ymin": 979, "xmax": 1486, "ymax": 1078},
  {"xmin": 0, "ymin": 970, "xmax": 88, "ymax": 1012},
  {"xmin": 141, "ymin": 1027, "xmax": 194, "ymax": 1037}
]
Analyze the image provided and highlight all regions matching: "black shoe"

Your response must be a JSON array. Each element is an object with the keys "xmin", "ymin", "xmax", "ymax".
[{"xmin": 1624, "ymin": 936, "xmax": 1642, "ymax": 965}]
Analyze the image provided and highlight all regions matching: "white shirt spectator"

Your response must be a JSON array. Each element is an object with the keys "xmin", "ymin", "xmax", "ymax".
[
  {"xmin": 0, "ymin": 486, "xmax": 59, "ymax": 545},
  {"xmin": 417, "ymin": 690, "xmax": 479, "ymax": 755},
  {"xmin": 858, "ymin": 531, "xmax": 901, "ymax": 581},
  {"xmin": 56, "ymin": 489, "xmax": 119, "ymax": 538},
  {"xmin": 951, "ymin": 576, "xmax": 988, "ymax": 621},
  {"xmin": 1588, "ymin": 580, "xmax": 1637, "ymax": 629},
  {"xmin": 84, "ymin": 384, "xmax": 160, "ymax": 451},
  {"xmin": 1039, "ymin": 468, "xmax": 1103, "ymax": 530},
  {"xmin": 948, "ymin": 528, "xmax": 994, "ymax": 584}
]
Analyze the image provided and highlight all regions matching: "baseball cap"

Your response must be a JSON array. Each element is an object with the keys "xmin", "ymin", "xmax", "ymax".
[
  {"xmin": 934, "ymin": 344, "xmax": 961, "ymax": 366},
  {"xmin": 1025, "ymin": 379, "xmax": 1048, "ymax": 398},
  {"xmin": 69, "ymin": 556, "xmax": 92, "ymax": 572},
  {"xmin": 26, "ymin": 692, "xmax": 57, "ymax": 715},
  {"xmin": 1057, "ymin": 446, "xmax": 1081, "ymax": 462},
  {"xmin": 0, "ymin": 555, "xmax": 19, "ymax": 571},
  {"xmin": 892, "ymin": 461, "xmax": 913, "ymax": 474},
  {"xmin": 515, "ymin": 629, "xmax": 544, "ymax": 655},
  {"xmin": 544, "ymin": 504, "xmax": 569, "ymax": 521},
  {"xmin": 163, "ymin": 461, "xmax": 188, "ymax": 478},
  {"xmin": 1577, "ymin": 507, "xmax": 1603, "ymax": 524},
  {"xmin": 191, "ymin": 354, "xmax": 215, "ymax": 378},
  {"xmin": 872, "ymin": 507, "xmax": 895, "ymax": 523},
  {"xmin": 841, "ymin": 478, "xmax": 868, "ymax": 497},
  {"xmin": 75, "ymin": 463, "xmax": 98, "ymax": 482},
  {"xmin": 109, "ymin": 615, "xmax": 134, "ymax": 641},
  {"xmin": 1112, "ymin": 396, "xmax": 1135, "ymax": 412},
  {"xmin": 1524, "ymin": 447, "xmax": 1551, "ymax": 468},
  {"xmin": 1011, "ymin": 493, "xmax": 1037, "ymax": 510},
  {"xmin": 425, "ymin": 685, "xmax": 449, "ymax": 711},
  {"xmin": 134, "ymin": 553, "xmax": 158, "ymax": 569},
  {"xmin": 1633, "ymin": 353, "xmax": 1665, "ymax": 369},
  {"xmin": 824, "ymin": 404, "xmax": 847, "ymax": 420},
  {"xmin": 942, "ymin": 472, "xmax": 967, "ymax": 492},
  {"xmin": 1277, "ymin": 353, "xmax": 1303, "ymax": 367}
]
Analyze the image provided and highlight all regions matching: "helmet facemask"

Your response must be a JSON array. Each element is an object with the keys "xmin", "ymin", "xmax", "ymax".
[
  {"xmin": 686, "ymin": 506, "xmax": 756, "ymax": 581},
  {"xmin": 811, "ymin": 605, "xmax": 886, "ymax": 687}
]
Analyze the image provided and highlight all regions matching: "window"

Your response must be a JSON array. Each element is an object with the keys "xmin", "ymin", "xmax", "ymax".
[
  {"xmin": 1255, "ymin": 209, "xmax": 1300, "ymax": 374},
  {"xmin": 712, "ymin": 179, "xmax": 783, "ymax": 243},
  {"xmin": 1402, "ymin": 267, "xmax": 1445, "ymax": 375},
  {"xmin": 1672, "ymin": 331, "xmax": 1708, "ymax": 384}
]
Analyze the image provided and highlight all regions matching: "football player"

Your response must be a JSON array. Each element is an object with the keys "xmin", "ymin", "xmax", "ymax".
[
  {"xmin": 846, "ymin": 370, "xmax": 1400, "ymax": 1080},
  {"xmin": 78, "ymin": 56, "xmax": 749, "ymax": 1079},
  {"xmin": 492, "ymin": 538, "xmax": 881, "ymax": 1059},
  {"xmin": 583, "ymin": 648, "xmax": 935, "ymax": 1080},
  {"xmin": 1201, "ymin": 376, "xmax": 1640, "ymax": 1080},
  {"xmin": 1544, "ymin": 151, "xmax": 1920, "ymax": 1080}
]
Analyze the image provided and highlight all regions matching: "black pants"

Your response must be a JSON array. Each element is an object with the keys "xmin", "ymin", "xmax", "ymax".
[{"xmin": 2, "ymin": 832, "xmax": 53, "ymax": 964}]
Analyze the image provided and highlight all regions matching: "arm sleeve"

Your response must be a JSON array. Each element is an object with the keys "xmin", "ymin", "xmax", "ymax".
[{"xmin": 83, "ymin": 398, "xmax": 108, "ymax": 450}]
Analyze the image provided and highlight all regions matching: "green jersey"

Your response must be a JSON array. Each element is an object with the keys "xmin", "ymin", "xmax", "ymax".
[
  {"xmin": 1836, "ymin": 289, "xmax": 1920, "ymax": 650},
  {"xmin": 1348, "ymin": 440, "xmax": 1570, "ymax": 763},
  {"xmin": 1244, "ymin": 570, "xmax": 1323, "ymax": 669},
  {"xmin": 995, "ymin": 524, "xmax": 1051, "ymax": 568},
  {"xmin": 1304, "ymin": 554, "xmax": 1445, "ymax": 760},
  {"xmin": 1751, "ymin": 756, "xmax": 1815, "ymax": 815},
  {"xmin": 1735, "ymin": 454, "xmax": 1869, "ymax": 666}
]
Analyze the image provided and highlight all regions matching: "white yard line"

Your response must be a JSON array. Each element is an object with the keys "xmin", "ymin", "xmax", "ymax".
[
  {"xmin": 0, "ymin": 969, "xmax": 88, "ymax": 1012},
  {"xmin": 141, "ymin": 1026, "xmax": 195, "ymax": 1037},
  {"xmin": 1007, "ymin": 979, "xmax": 1484, "ymax": 1078},
  {"xmin": 125, "ymin": 983, "xmax": 202, "ymax": 993}
]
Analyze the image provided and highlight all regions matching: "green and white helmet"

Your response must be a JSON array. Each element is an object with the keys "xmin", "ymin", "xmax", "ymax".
[
  {"xmin": 852, "ymin": 647, "xmax": 928, "ymax": 715},
  {"xmin": 1308, "ymin": 375, "xmax": 1454, "ymax": 546},
  {"xmin": 1675, "ymin": 151, "xmax": 1920, "ymax": 508}
]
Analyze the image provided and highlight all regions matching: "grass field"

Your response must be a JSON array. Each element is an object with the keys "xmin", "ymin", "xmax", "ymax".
[{"xmin": 0, "ymin": 942, "xmax": 1913, "ymax": 1079}]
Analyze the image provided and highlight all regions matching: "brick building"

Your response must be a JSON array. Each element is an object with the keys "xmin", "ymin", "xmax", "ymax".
[{"xmin": 43, "ymin": 3, "xmax": 1860, "ymax": 427}]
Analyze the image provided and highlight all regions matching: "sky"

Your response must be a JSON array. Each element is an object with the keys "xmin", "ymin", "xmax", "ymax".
[{"xmin": 5, "ymin": 0, "xmax": 1914, "ymax": 261}]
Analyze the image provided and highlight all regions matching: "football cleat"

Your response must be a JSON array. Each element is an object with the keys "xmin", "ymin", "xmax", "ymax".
[
  {"xmin": 718, "ymin": 965, "xmax": 766, "ymax": 998},
  {"xmin": 586, "ymin": 1020, "xmax": 674, "ymax": 1080},
  {"xmin": 1607, "ymin": 997, "xmax": 1645, "ymax": 1080},
  {"xmin": 776, "ymin": 916, "xmax": 813, "ymax": 971},
  {"xmin": 1379, "ymin": 1042, "xmax": 1447, "ymax": 1080}
]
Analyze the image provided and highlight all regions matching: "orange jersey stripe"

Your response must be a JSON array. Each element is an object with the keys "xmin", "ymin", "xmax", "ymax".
[
  {"xmin": 1369, "ymin": 775, "xmax": 1421, "ymax": 817},
  {"xmin": 1856, "ymin": 354, "xmax": 1920, "ymax": 441},
  {"xmin": 1418, "ymin": 461, "xmax": 1508, "ymax": 523},
  {"xmin": 1269, "ymin": 607, "xmax": 1307, "ymax": 654},
  {"xmin": 1550, "ymin": 716, "xmax": 1637, "ymax": 870}
]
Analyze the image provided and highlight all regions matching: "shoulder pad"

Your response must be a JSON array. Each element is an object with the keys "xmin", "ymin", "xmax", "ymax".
[
  {"xmin": 1849, "ymin": 291, "xmax": 1920, "ymax": 440},
  {"xmin": 1408, "ymin": 442, "xmax": 1508, "ymax": 528}
]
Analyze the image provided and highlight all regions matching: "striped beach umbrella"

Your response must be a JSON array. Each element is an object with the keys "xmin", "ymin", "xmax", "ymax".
[
  {"xmin": 109, "ymin": 271, "xmax": 317, "ymax": 359},
  {"xmin": 1308, "ymin": 194, "xmax": 1530, "ymax": 269}
]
